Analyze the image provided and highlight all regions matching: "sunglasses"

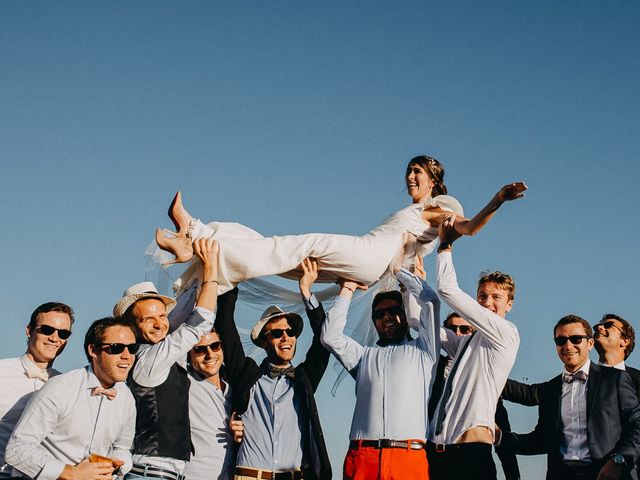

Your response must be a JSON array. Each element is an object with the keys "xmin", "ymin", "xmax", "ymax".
[
  {"xmin": 96, "ymin": 343, "xmax": 140, "ymax": 355},
  {"xmin": 444, "ymin": 324, "xmax": 474, "ymax": 335},
  {"xmin": 554, "ymin": 335, "xmax": 590, "ymax": 346},
  {"xmin": 372, "ymin": 306, "xmax": 404, "ymax": 320},
  {"xmin": 264, "ymin": 328, "xmax": 297, "ymax": 339},
  {"xmin": 594, "ymin": 320, "xmax": 623, "ymax": 334},
  {"xmin": 35, "ymin": 324, "xmax": 72, "ymax": 340},
  {"xmin": 192, "ymin": 341, "xmax": 223, "ymax": 355}
]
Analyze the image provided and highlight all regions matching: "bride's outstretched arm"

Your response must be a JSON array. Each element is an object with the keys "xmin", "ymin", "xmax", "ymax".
[{"xmin": 452, "ymin": 181, "xmax": 527, "ymax": 236}]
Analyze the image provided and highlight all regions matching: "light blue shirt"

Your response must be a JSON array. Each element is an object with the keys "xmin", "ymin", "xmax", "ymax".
[
  {"xmin": 235, "ymin": 363, "xmax": 304, "ymax": 471},
  {"xmin": 321, "ymin": 269, "xmax": 440, "ymax": 441}
]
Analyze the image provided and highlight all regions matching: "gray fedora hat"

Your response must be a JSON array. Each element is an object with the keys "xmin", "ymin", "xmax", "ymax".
[
  {"xmin": 113, "ymin": 281, "xmax": 176, "ymax": 318},
  {"xmin": 250, "ymin": 305, "xmax": 303, "ymax": 347}
]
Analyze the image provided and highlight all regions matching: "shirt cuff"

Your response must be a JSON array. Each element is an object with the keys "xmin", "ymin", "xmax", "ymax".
[
  {"xmin": 303, "ymin": 293, "xmax": 320, "ymax": 311},
  {"xmin": 187, "ymin": 306, "xmax": 214, "ymax": 326},
  {"xmin": 40, "ymin": 458, "xmax": 66, "ymax": 480}
]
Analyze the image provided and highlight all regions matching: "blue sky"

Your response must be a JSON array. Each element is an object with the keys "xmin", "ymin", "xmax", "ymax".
[{"xmin": 2, "ymin": 2, "xmax": 639, "ymax": 477}]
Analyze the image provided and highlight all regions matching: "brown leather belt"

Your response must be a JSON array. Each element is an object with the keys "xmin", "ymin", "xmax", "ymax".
[
  {"xmin": 235, "ymin": 466, "xmax": 303, "ymax": 479},
  {"xmin": 349, "ymin": 439, "xmax": 426, "ymax": 450}
]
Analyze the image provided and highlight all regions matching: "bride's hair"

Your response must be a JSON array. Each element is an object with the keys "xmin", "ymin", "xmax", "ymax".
[{"xmin": 407, "ymin": 155, "xmax": 447, "ymax": 197}]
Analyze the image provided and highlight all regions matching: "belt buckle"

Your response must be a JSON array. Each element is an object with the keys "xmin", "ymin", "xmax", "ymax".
[{"xmin": 435, "ymin": 443, "xmax": 446, "ymax": 453}]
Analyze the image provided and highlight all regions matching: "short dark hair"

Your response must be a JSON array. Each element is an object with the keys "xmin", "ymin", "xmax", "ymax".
[
  {"xmin": 602, "ymin": 313, "xmax": 635, "ymax": 359},
  {"xmin": 371, "ymin": 290, "xmax": 404, "ymax": 321},
  {"xmin": 83, "ymin": 317, "xmax": 135, "ymax": 362},
  {"xmin": 554, "ymin": 314, "xmax": 593, "ymax": 339},
  {"xmin": 29, "ymin": 302, "xmax": 74, "ymax": 329},
  {"xmin": 443, "ymin": 311, "xmax": 463, "ymax": 326}
]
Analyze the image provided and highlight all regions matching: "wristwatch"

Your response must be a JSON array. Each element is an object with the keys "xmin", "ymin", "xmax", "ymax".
[{"xmin": 611, "ymin": 453, "xmax": 626, "ymax": 466}]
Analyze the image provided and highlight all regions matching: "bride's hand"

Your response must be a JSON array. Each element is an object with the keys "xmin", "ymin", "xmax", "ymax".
[{"xmin": 497, "ymin": 182, "xmax": 527, "ymax": 202}]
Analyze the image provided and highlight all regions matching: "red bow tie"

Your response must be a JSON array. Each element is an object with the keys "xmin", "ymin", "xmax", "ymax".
[{"xmin": 91, "ymin": 386, "xmax": 117, "ymax": 400}]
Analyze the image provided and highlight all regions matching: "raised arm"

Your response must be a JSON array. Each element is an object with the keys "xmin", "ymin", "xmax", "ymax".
[
  {"xmin": 502, "ymin": 378, "xmax": 540, "ymax": 407},
  {"xmin": 425, "ymin": 182, "xmax": 527, "ymax": 238},
  {"xmin": 320, "ymin": 280, "xmax": 368, "ymax": 372},
  {"xmin": 297, "ymin": 258, "xmax": 331, "ymax": 391}
]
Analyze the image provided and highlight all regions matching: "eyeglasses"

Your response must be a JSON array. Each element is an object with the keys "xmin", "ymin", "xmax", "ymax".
[
  {"xmin": 264, "ymin": 328, "xmax": 296, "ymax": 339},
  {"xmin": 192, "ymin": 341, "xmax": 223, "ymax": 355},
  {"xmin": 594, "ymin": 320, "xmax": 623, "ymax": 334},
  {"xmin": 372, "ymin": 306, "xmax": 404, "ymax": 320},
  {"xmin": 35, "ymin": 325, "xmax": 72, "ymax": 340},
  {"xmin": 96, "ymin": 343, "xmax": 140, "ymax": 355},
  {"xmin": 554, "ymin": 335, "xmax": 590, "ymax": 346},
  {"xmin": 444, "ymin": 324, "xmax": 474, "ymax": 335}
]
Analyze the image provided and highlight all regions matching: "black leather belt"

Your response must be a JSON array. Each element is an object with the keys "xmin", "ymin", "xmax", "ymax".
[
  {"xmin": 235, "ymin": 466, "xmax": 303, "ymax": 480},
  {"xmin": 129, "ymin": 464, "xmax": 185, "ymax": 480},
  {"xmin": 349, "ymin": 439, "xmax": 426, "ymax": 450}
]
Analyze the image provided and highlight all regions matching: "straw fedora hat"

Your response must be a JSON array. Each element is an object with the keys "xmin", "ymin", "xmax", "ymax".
[
  {"xmin": 250, "ymin": 305, "xmax": 303, "ymax": 347},
  {"xmin": 113, "ymin": 281, "xmax": 176, "ymax": 318}
]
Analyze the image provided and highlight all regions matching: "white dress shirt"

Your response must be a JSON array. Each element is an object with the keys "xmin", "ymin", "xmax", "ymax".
[
  {"xmin": 183, "ymin": 373, "xmax": 234, "ymax": 480},
  {"xmin": 321, "ymin": 269, "xmax": 440, "ymax": 441},
  {"xmin": 430, "ymin": 251, "xmax": 520, "ymax": 444},
  {"xmin": 560, "ymin": 359, "xmax": 591, "ymax": 461},
  {"xmin": 5, "ymin": 366, "xmax": 136, "ymax": 480},
  {"xmin": 0, "ymin": 355, "xmax": 59, "ymax": 479},
  {"xmin": 130, "ymin": 306, "xmax": 214, "ymax": 473}
]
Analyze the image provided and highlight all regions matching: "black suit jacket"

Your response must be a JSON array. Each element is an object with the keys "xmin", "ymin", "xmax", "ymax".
[
  {"xmin": 502, "ymin": 363, "xmax": 640, "ymax": 480},
  {"xmin": 215, "ymin": 288, "xmax": 332, "ymax": 480}
]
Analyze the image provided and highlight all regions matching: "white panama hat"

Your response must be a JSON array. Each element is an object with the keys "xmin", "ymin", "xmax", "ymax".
[{"xmin": 113, "ymin": 281, "xmax": 176, "ymax": 318}]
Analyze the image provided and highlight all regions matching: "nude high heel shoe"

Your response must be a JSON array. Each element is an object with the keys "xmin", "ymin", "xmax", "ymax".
[
  {"xmin": 168, "ymin": 191, "xmax": 194, "ymax": 235},
  {"xmin": 155, "ymin": 228, "xmax": 194, "ymax": 265}
]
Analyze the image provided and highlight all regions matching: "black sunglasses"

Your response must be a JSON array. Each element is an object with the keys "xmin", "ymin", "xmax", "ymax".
[
  {"xmin": 445, "ymin": 324, "xmax": 473, "ymax": 335},
  {"xmin": 192, "ymin": 341, "xmax": 223, "ymax": 355},
  {"xmin": 372, "ymin": 306, "xmax": 404, "ymax": 320},
  {"xmin": 264, "ymin": 328, "xmax": 296, "ymax": 339},
  {"xmin": 96, "ymin": 343, "xmax": 140, "ymax": 355},
  {"xmin": 554, "ymin": 335, "xmax": 590, "ymax": 346},
  {"xmin": 594, "ymin": 320, "xmax": 623, "ymax": 334},
  {"xmin": 35, "ymin": 324, "xmax": 72, "ymax": 340}
]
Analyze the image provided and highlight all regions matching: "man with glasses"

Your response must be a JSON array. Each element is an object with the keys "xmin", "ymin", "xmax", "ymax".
[
  {"xmin": 114, "ymin": 238, "xmax": 220, "ymax": 480},
  {"xmin": 500, "ymin": 314, "xmax": 640, "ymax": 480},
  {"xmin": 321, "ymin": 265, "xmax": 439, "ymax": 480},
  {"xmin": 214, "ymin": 258, "xmax": 331, "ymax": 480},
  {"xmin": 183, "ymin": 330, "xmax": 235, "ymax": 480},
  {"xmin": 5, "ymin": 316, "xmax": 138, "ymax": 480},
  {"xmin": 0, "ymin": 302, "xmax": 74, "ymax": 479},
  {"xmin": 594, "ymin": 314, "xmax": 640, "ymax": 388}
]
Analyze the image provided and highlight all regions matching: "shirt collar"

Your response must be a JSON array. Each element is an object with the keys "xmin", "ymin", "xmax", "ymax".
[
  {"xmin": 85, "ymin": 365, "xmax": 121, "ymax": 391},
  {"xmin": 20, "ymin": 354, "xmax": 58, "ymax": 378},
  {"xmin": 564, "ymin": 358, "xmax": 591, "ymax": 377},
  {"xmin": 598, "ymin": 360, "xmax": 626, "ymax": 370}
]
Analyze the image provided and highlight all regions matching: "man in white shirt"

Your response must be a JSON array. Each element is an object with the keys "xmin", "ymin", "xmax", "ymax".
[
  {"xmin": 0, "ymin": 302, "xmax": 74, "ymax": 479},
  {"xmin": 321, "ymin": 268, "xmax": 439, "ymax": 480},
  {"xmin": 427, "ymin": 222, "xmax": 520, "ymax": 480},
  {"xmin": 182, "ymin": 330, "xmax": 235, "ymax": 480},
  {"xmin": 114, "ymin": 238, "xmax": 219, "ymax": 480},
  {"xmin": 5, "ymin": 316, "xmax": 138, "ymax": 480}
]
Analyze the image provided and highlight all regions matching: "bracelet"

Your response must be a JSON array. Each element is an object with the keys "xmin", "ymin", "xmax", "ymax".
[
  {"xmin": 343, "ymin": 285, "xmax": 355, "ymax": 293},
  {"xmin": 201, "ymin": 280, "xmax": 219, "ymax": 287}
]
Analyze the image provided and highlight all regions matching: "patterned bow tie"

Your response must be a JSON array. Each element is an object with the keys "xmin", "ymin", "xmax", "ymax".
[
  {"xmin": 563, "ymin": 371, "xmax": 588, "ymax": 383},
  {"xmin": 267, "ymin": 364, "xmax": 295, "ymax": 379},
  {"xmin": 91, "ymin": 386, "xmax": 117, "ymax": 400},
  {"xmin": 25, "ymin": 369, "xmax": 49, "ymax": 382}
]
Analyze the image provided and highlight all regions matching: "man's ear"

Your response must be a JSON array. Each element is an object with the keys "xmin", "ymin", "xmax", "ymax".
[
  {"xmin": 25, "ymin": 325, "xmax": 32, "ymax": 339},
  {"xmin": 88, "ymin": 344, "xmax": 99, "ymax": 360}
]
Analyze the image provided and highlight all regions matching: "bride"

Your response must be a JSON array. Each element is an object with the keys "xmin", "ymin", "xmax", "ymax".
[{"xmin": 155, "ymin": 156, "xmax": 526, "ymax": 295}]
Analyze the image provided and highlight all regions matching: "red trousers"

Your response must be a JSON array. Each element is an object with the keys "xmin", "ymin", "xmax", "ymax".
[{"xmin": 343, "ymin": 445, "xmax": 429, "ymax": 480}]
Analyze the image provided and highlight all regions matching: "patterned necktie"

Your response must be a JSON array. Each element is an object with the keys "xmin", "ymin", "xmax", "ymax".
[
  {"xmin": 24, "ymin": 369, "xmax": 49, "ymax": 382},
  {"xmin": 91, "ymin": 386, "xmax": 117, "ymax": 400},
  {"xmin": 267, "ymin": 364, "xmax": 296, "ymax": 379},
  {"xmin": 562, "ymin": 370, "xmax": 588, "ymax": 383}
]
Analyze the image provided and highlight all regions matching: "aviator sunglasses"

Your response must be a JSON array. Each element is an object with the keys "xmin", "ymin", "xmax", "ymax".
[
  {"xmin": 554, "ymin": 335, "xmax": 590, "ymax": 347},
  {"xmin": 35, "ymin": 324, "xmax": 72, "ymax": 340},
  {"xmin": 264, "ymin": 328, "xmax": 297, "ymax": 339},
  {"xmin": 372, "ymin": 306, "xmax": 404, "ymax": 320},
  {"xmin": 444, "ymin": 324, "xmax": 474, "ymax": 335},
  {"xmin": 96, "ymin": 343, "xmax": 140, "ymax": 355},
  {"xmin": 594, "ymin": 320, "xmax": 623, "ymax": 334},
  {"xmin": 192, "ymin": 341, "xmax": 223, "ymax": 355}
]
